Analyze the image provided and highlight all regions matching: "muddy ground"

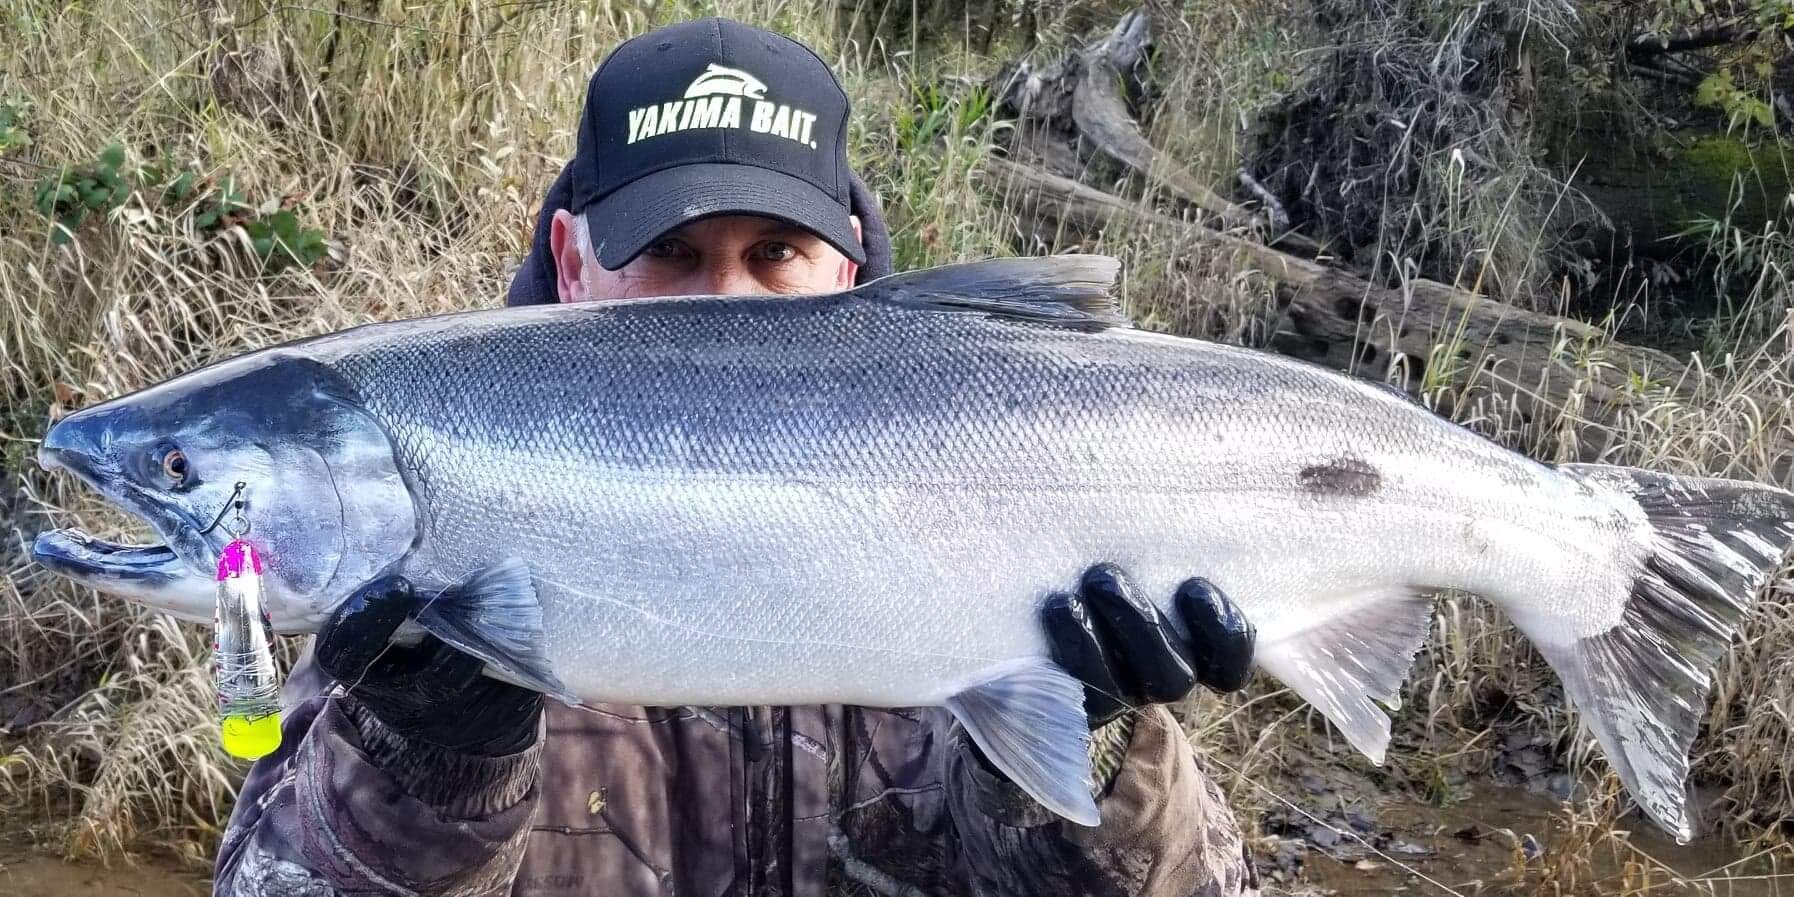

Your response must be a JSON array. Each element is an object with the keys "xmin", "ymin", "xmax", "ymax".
[
  {"xmin": 0, "ymin": 838, "xmax": 206, "ymax": 897},
  {"xmin": 4, "ymin": 779, "xmax": 1784, "ymax": 896}
]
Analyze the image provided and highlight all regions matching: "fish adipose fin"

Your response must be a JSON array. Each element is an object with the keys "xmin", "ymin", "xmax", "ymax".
[
  {"xmin": 946, "ymin": 657, "xmax": 1100, "ymax": 826},
  {"xmin": 415, "ymin": 558, "xmax": 580, "ymax": 706},
  {"xmin": 856, "ymin": 255, "xmax": 1128, "ymax": 331},
  {"xmin": 1538, "ymin": 465, "xmax": 1794, "ymax": 842},
  {"xmin": 1257, "ymin": 588, "xmax": 1433, "ymax": 764}
]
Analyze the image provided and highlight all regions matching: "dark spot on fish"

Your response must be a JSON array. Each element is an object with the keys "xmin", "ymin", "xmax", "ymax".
[
  {"xmin": 1355, "ymin": 341, "xmax": 1380, "ymax": 366},
  {"xmin": 1299, "ymin": 456, "xmax": 1382, "ymax": 497},
  {"xmin": 1333, "ymin": 295, "xmax": 1363, "ymax": 320}
]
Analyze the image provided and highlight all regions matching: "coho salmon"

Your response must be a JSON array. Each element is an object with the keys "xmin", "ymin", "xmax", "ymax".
[{"xmin": 32, "ymin": 256, "xmax": 1794, "ymax": 839}]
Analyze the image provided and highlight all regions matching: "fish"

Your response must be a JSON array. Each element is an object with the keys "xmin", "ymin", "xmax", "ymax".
[{"xmin": 31, "ymin": 256, "xmax": 1794, "ymax": 840}]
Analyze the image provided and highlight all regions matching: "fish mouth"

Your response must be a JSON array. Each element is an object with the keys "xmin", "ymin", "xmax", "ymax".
[
  {"xmin": 33, "ymin": 442, "xmax": 218, "ymax": 623},
  {"xmin": 31, "ymin": 529, "xmax": 216, "ymax": 624}
]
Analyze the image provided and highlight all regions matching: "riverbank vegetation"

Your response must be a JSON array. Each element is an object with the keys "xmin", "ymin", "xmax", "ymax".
[{"xmin": 3, "ymin": 0, "xmax": 1792, "ymax": 891}]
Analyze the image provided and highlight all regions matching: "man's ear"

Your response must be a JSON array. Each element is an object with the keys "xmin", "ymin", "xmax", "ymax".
[
  {"xmin": 550, "ymin": 209, "xmax": 586, "ymax": 302},
  {"xmin": 839, "ymin": 215, "xmax": 863, "ymax": 289}
]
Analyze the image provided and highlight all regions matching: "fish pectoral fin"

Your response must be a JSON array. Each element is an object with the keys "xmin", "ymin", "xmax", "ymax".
[
  {"xmin": 945, "ymin": 657, "xmax": 1099, "ymax": 826},
  {"xmin": 415, "ymin": 558, "xmax": 580, "ymax": 706},
  {"xmin": 854, "ymin": 256, "xmax": 1128, "ymax": 331},
  {"xmin": 1255, "ymin": 587, "xmax": 1434, "ymax": 764}
]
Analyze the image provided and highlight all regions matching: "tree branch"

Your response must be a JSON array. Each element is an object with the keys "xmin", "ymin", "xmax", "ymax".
[{"xmin": 1628, "ymin": 22, "xmax": 1761, "ymax": 62}]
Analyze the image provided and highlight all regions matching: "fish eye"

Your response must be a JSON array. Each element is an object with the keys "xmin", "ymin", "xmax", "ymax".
[{"xmin": 160, "ymin": 447, "xmax": 190, "ymax": 485}]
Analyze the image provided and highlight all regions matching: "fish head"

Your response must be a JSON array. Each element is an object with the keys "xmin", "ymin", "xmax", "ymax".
[{"xmin": 32, "ymin": 352, "xmax": 416, "ymax": 632}]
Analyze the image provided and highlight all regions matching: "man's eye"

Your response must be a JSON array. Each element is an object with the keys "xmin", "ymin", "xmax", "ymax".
[
  {"xmin": 645, "ymin": 238, "xmax": 690, "ymax": 259},
  {"xmin": 756, "ymin": 241, "xmax": 797, "ymax": 263}
]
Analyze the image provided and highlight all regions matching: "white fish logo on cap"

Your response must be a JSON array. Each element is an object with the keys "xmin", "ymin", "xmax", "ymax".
[{"xmin": 684, "ymin": 63, "xmax": 768, "ymax": 100}]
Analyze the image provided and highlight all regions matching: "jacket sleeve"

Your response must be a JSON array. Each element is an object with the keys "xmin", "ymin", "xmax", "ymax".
[
  {"xmin": 943, "ymin": 706, "xmax": 1259, "ymax": 897},
  {"xmin": 213, "ymin": 650, "xmax": 544, "ymax": 897}
]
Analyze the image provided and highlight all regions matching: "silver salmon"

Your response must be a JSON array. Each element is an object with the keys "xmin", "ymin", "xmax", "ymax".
[{"xmin": 32, "ymin": 256, "xmax": 1794, "ymax": 838}]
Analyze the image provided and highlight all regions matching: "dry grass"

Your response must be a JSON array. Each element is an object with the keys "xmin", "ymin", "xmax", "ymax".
[{"xmin": 1, "ymin": 0, "xmax": 1792, "ymax": 889}]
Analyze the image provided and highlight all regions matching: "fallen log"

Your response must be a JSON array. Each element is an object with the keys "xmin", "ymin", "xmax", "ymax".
[
  {"xmin": 998, "ymin": 11, "xmax": 1268, "ymax": 234},
  {"xmin": 982, "ymin": 156, "xmax": 1712, "ymax": 461}
]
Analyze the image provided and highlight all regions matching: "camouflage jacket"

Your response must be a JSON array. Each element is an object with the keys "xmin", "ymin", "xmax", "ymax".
[{"xmin": 213, "ymin": 648, "xmax": 1257, "ymax": 896}]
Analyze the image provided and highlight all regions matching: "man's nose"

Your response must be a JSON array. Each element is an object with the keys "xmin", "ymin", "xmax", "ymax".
[{"xmin": 696, "ymin": 263, "xmax": 762, "ymax": 297}]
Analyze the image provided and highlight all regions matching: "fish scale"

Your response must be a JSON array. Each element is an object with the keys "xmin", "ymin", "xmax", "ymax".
[{"xmin": 32, "ymin": 256, "xmax": 1794, "ymax": 836}]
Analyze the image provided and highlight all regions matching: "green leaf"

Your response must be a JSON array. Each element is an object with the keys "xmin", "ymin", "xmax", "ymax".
[
  {"xmin": 269, "ymin": 210, "xmax": 300, "ymax": 239},
  {"xmin": 1750, "ymin": 98, "xmax": 1774, "ymax": 128},
  {"xmin": 98, "ymin": 141, "xmax": 125, "ymax": 171},
  {"xmin": 251, "ymin": 236, "xmax": 274, "ymax": 257},
  {"xmin": 1695, "ymin": 71, "xmax": 1733, "ymax": 108},
  {"xmin": 194, "ymin": 208, "xmax": 219, "ymax": 229},
  {"xmin": 166, "ymin": 171, "xmax": 197, "ymax": 204}
]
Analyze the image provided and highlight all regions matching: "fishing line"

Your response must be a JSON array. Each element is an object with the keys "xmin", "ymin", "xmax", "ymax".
[
  {"xmin": 334, "ymin": 565, "xmax": 488, "ymax": 700},
  {"xmin": 1200, "ymin": 751, "xmax": 1472, "ymax": 897}
]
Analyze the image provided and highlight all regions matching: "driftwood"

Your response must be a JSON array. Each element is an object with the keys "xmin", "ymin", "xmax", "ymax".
[
  {"xmin": 983, "ymin": 156, "xmax": 1699, "ymax": 458},
  {"xmin": 982, "ymin": 9, "xmax": 1757, "ymax": 461},
  {"xmin": 998, "ymin": 12, "xmax": 1277, "ymax": 237}
]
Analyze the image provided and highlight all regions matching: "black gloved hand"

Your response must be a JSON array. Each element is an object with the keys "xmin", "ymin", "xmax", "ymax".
[
  {"xmin": 315, "ymin": 576, "xmax": 543, "ymax": 757},
  {"xmin": 1042, "ymin": 564, "xmax": 1255, "ymax": 729}
]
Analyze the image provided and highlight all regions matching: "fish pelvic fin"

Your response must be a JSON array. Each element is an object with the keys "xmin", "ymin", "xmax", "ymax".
[
  {"xmin": 854, "ymin": 255, "xmax": 1127, "ymax": 331},
  {"xmin": 1538, "ymin": 464, "xmax": 1794, "ymax": 843},
  {"xmin": 946, "ymin": 657, "xmax": 1099, "ymax": 826},
  {"xmin": 415, "ymin": 558, "xmax": 579, "ymax": 706},
  {"xmin": 1256, "ymin": 587, "xmax": 1433, "ymax": 764}
]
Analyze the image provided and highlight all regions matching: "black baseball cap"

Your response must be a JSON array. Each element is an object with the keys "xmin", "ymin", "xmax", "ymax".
[{"xmin": 569, "ymin": 18, "xmax": 864, "ymax": 270}]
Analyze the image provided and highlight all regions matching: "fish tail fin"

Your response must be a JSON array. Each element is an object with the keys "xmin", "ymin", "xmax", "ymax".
[{"xmin": 1530, "ymin": 464, "xmax": 1794, "ymax": 842}]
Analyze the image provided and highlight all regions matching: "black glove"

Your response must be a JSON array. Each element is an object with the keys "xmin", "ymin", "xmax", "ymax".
[
  {"xmin": 1042, "ymin": 564, "xmax": 1255, "ymax": 729},
  {"xmin": 314, "ymin": 576, "xmax": 543, "ymax": 756}
]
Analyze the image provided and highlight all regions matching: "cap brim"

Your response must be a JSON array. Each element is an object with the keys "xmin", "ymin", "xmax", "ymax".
[{"xmin": 583, "ymin": 163, "xmax": 865, "ymax": 270}]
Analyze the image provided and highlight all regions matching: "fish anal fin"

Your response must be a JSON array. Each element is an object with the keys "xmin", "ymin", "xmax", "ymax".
[
  {"xmin": 945, "ymin": 657, "xmax": 1099, "ymax": 826},
  {"xmin": 415, "ymin": 558, "xmax": 580, "ymax": 706},
  {"xmin": 1257, "ymin": 587, "xmax": 1434, "ymax": 764},
  {"xmin": 853, "ymin": 256, "xmax": 1127, "ymax": 331}
]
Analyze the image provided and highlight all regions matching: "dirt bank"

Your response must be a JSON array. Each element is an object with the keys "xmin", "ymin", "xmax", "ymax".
[{"xmin": 0, "ymin": 849, "xmax": 207, "ymax": 897}]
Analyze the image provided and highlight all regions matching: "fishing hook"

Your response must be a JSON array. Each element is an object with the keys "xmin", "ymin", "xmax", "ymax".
[{"xmin": 199, "ymin": 481, "xmax": 250, "ymax": 537}]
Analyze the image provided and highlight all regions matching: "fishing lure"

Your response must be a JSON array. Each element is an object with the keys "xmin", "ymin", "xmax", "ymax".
[{"xmin": 212, "ymin": 486, "xmax": 283, "ymax": 760}]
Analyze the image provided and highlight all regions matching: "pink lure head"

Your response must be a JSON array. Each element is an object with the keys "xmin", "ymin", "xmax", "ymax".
[{"xmin": 216, "ymin": 539, "xmax": 264, "ymax": 580}]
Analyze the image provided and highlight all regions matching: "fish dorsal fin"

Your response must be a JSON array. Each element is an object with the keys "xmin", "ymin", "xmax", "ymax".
[{"xmin": 852, "ymin": 255, "xmax": 1128, "ymax": 331}]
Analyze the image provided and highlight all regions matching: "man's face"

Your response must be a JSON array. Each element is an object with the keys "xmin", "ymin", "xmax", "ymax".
[{"xmin": 552, "ymin": 211, "xmax": 860, "ymax": 302}]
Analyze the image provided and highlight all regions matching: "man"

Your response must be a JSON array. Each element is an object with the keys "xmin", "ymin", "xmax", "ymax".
[{"xmin": 215, "ymin": 18, "xmax": 1259, "ymax": 897}]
